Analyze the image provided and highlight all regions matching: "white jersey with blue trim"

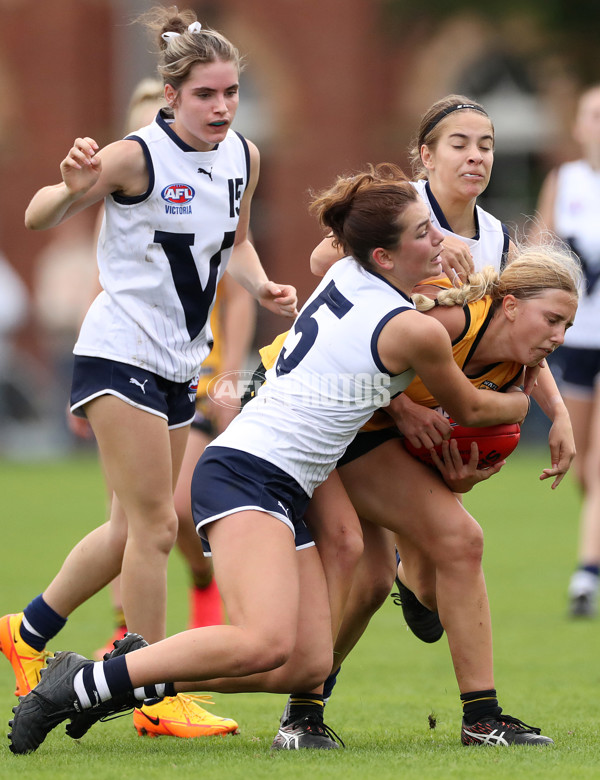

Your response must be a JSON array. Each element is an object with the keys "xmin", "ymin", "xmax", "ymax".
[
  {"xmin": 210, "ymin": 257, "xmax": 416, "ymax": 495},
  {"xmin": 553, "ymin": 160, "xmax": 600, "ymax": 348},
  {"xmin": 412, "ymin": 179, "xmax": 510, "ymax": 273},
  {"xmin": 74, "ymin": 110, "xmax": 250, "ymax": 382}
]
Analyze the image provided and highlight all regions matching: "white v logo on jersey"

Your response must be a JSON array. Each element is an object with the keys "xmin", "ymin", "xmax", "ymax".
[{"xmin": 129, "ymin": 377, "xmax": 149, "ymax": 394}]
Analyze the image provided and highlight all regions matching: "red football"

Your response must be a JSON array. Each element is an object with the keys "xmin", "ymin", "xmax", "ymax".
[{"xmin": 404, "ymin": 421, "xmax": 521, "ymax": 469}]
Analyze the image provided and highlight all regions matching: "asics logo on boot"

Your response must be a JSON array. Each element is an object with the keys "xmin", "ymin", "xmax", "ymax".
[
  {"xmin": 276, "ymin": 729, "xmax": 298, "ymax": 748},
  {"xmin": 463, "ymin": 728, "xmax": 509, "ymax": 746}
]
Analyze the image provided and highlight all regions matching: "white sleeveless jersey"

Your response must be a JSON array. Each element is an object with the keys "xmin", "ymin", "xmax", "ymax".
[
  {"xmin": 211, "ymin": 257, "xmax": 416, "ymax": 495},
  {"xmin": 412, "ymin": 179, "xmax": 510, "ymax": 273},
  {"xmin": 74, "ymin": 111, "xmax": 250, "ymax": 382},
  {"xmin": 553, "ymin": 160, "xmax": 600, "ymax": 347}
]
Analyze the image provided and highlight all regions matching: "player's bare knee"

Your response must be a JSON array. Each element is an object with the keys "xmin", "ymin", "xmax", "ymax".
[
  {"xmin": 457, "ymin": 522, "xmax": 484, "ymax": 566},
  {"xmin": 153, "ymin": 517, "xmax": 179, "ymax": 554},
  {"xmin": 412, "ymin": 579, "xmax": 437, "ymax": 611},
  {"xmin": 128, "ymin": 512, "xmax": 179, "ymax": 556},
  {"xmin": 335, "ymin": 522, "xmax": 364, "ymax": 568},
  {"xmin": 434, "ymin": 518, "xmax": 484, "ymax": 570},
  {"xmin": 314, "ymin": 521, "xmax": 364, "ymax": 574},
  {"xmin": 244, "ymin": 641, "xmax": 293, "ymax": 676}
]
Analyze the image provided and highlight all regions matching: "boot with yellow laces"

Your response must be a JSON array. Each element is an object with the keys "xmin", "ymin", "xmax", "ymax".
[{"xmin": 134, "ymin": 693, "xmax": 239, "ymax": 738}]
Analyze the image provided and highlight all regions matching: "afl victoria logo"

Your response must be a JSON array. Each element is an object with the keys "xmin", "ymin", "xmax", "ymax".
[{"xmin": 161, "ymin": 183, "xmax": 195, "ymax": 204}]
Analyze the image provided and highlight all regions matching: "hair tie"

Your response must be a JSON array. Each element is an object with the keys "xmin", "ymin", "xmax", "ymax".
[
  {"xmin": 162, "ymin": 21, "xmax": 203, "ymax": 42},
  {"xmin": 423, "ymin": 103, "xmax": 488, "ymax": 139}
]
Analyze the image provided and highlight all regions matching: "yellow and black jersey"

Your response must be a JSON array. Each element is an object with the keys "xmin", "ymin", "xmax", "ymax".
[
  {"xmin": 406, "ymin": 296, "xmax": 523, "ymax": 407},
  {"xmin": 363, "ymin": 296, "xmax": 523, "ymax": 432},
  {"xmin": 258, "ymin": 330, "xmax": 288, "ymax": 372}
]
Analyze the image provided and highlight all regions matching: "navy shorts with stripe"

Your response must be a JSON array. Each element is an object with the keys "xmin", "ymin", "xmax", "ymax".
[
  {"xmin": 70, "ymin": 355, "xmax": 197, "ymax": 429},
  {"xmin": 191, "ymin": 445, "xmax": 314, "ymax": 552},
  {"xmin": 560, "ymin": 346, "xmax": 600, "ymax": 394}
]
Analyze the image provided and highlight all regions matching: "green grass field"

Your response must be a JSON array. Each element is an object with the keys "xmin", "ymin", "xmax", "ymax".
[{"xmin": 0, "ymin": 449, "xmax": 598, "ymax": 779}]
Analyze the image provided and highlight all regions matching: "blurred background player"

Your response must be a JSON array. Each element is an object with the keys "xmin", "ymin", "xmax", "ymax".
[
  {"xmin": 534, "ymin": 84, "xmax": 600, "ymax": 617},
  {"xmin": 0, "ymin": 249, "xmax": 29, "ymax": 430}
]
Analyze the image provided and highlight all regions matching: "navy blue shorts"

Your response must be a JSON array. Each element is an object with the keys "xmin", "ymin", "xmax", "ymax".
[
  {"xmin": 191, "ymin": 445, "xmax": 314, "ymax": 553},
  {"xmin": 338, "ymin": 427, "xmax": 401, "ymax": 466},
  {"xmin": 70, "ymin": 355, "xmax": 197, "ymax": 429},
  {"xmin": 560, "ymin": 346, "xmax": 600, "ymax": 396},
  {"xmin": 191, "ymin": 406, "xmax": 217, "ymax": 437}
]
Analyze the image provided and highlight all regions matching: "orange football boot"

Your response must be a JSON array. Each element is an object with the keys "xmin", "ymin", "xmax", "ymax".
[
  {"xmin": 133, "ymin": 694, "xmax": 239, "ymax": 738},
  {"xmin": 0, "ymin": 613, "xmax": 52, "ymax": 696}
]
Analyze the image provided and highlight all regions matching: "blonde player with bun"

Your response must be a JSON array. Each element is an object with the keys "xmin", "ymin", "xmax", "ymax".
[
  {"xmin": 1, "ymin": 6, "xmax": 295, "ymax": 739},
  {"xmin": 323, "ymin": 243, "xmax": 580, "ymax": 746},
  {"xmin": 264, "ymin": 236, "xmax": 580, "ymax": 748}
]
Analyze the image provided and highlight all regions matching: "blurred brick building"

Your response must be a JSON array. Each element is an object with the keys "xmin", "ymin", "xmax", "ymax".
[{"xmin": 0, "ymin": 0, "xmax": 593, "ymax": 360}]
